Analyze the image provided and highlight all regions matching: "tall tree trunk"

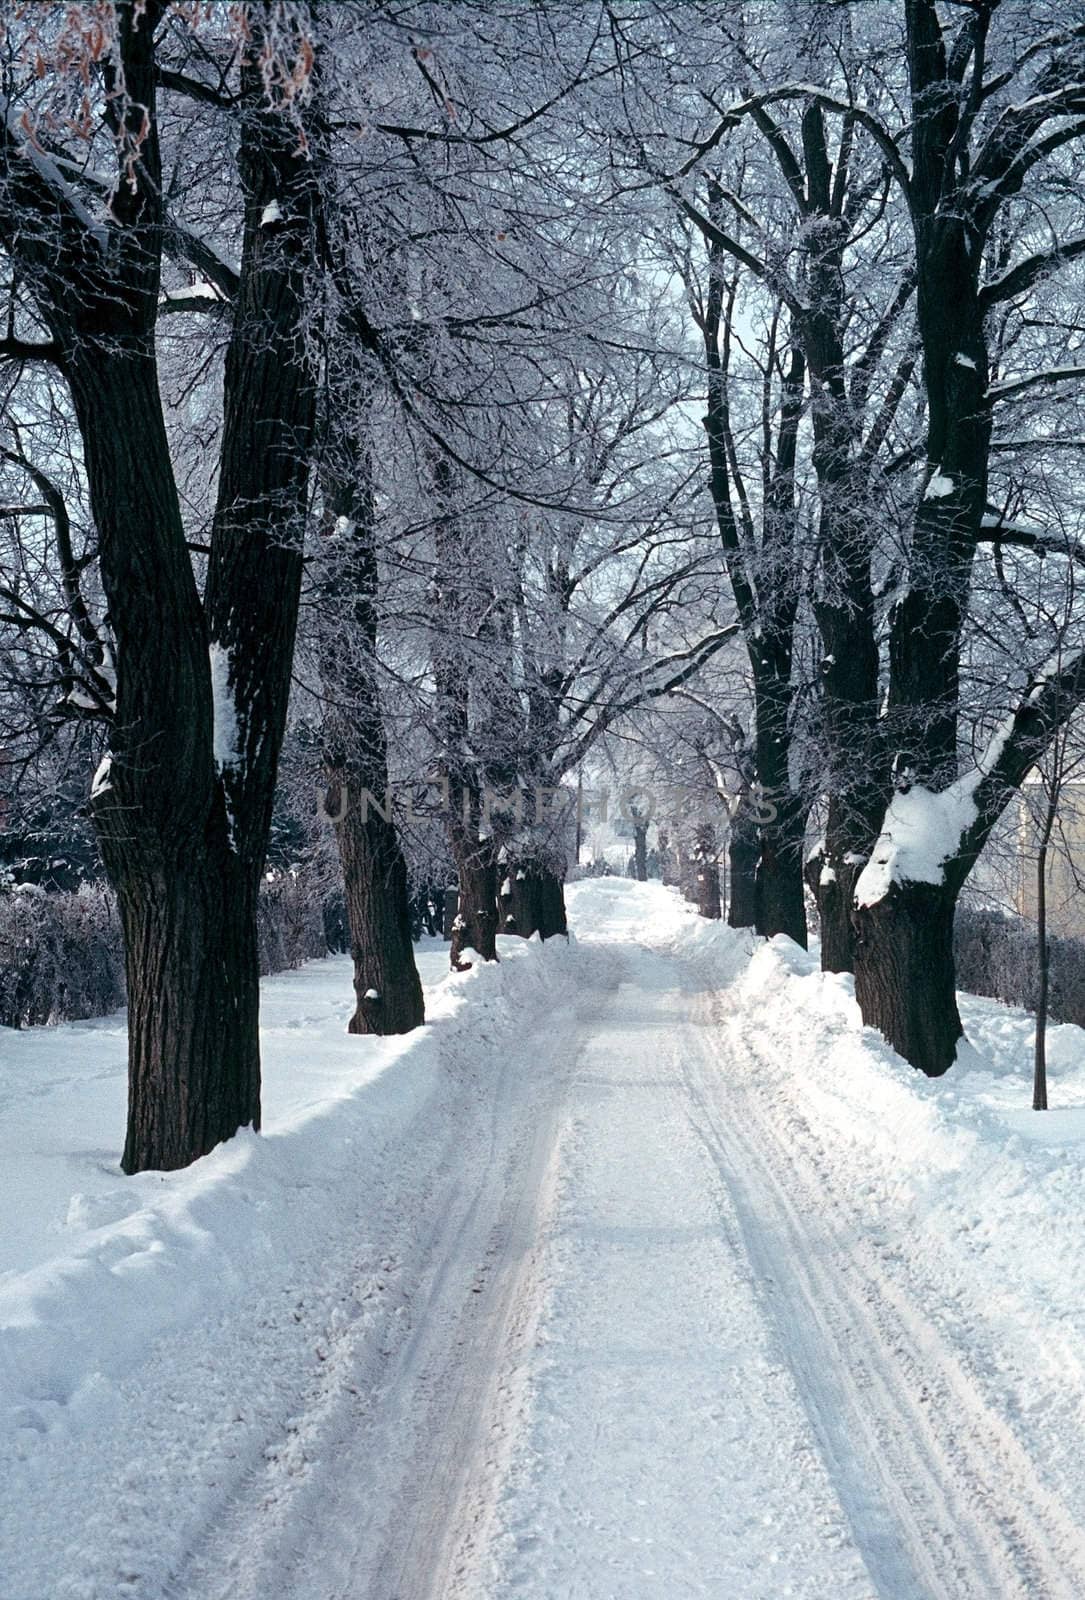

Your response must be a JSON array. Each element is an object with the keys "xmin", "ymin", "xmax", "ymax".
[
  {"xmin": 1034, "ymin": 838, "xmax": 1050, "ymax": 1112},
  {"xmin": 806, "ymin": 849, "xmax": 866, "ymax": 973},
  {"xmin": 799, "ymin": 115, "xmax": 889, "ymax": 974},
  {"xmin": 71, "ymin": 345, "xmax": 255, "ymax": 1172},
  {"xmin": 119, "ymin": 855, "xmax": 259, "ymax": 1171},
  {"xmin": 536, "ymin": 867, "xmax": 568, "ymax": 938},
  {"xmin": 849, "ymin": 2, "xmax": 996, "ymax": 1064},
  {"xmin": 633, "ymin": 822, "xmax": 648, "ymax": 882},
  {"xmin": 754, "ymin": 798, "xmax": 807, "ymax": 946},
  {"xmin": 449, "ymin": 813, "xmax": 500, "ymax": 967},
  {"xmin": 504, "ymin": 864, "xmax": 541, "ymax": 938},
  {"xmin": 853, "ymin": 881, "xmax": 961, "ymax": 1076},
  {"xmin": 700, "ymin": 242, "xmax": 807, "ymax": 949},
  {"xmin": 1033, "ymin": 786, "xmax": 1058, "ymax": 1111},
  {"xmin": 692, "ymin": 822, "xmax": 722, "ymax": 920},
  {"xmin": 332, "ymin": 785, "xmax": 423, "ymax": 1033},
  {"xmin": 427, "ymin": 444, "xmax": 501, "ymax": 969},
  {"xmin": 726, "ymin": 790, "xmax": 760, "ymax": 929},
  {"xmin": 0, "ymin": 2, "xmax": 271, "ymax": 1174},
  {"xmin": 316, "ymin": 382, "xmax": 424, "ymax": 1034},
  {"xmin": 752, "ymin": 670, "xmax": 807, "ymax": 947},
  {"xmin": 321, "ymin": 692, "xmax": 423, "ymax": 1036},
  {"xmin": 504, "ymin": 862, "xmax": 568, "ymax": 939}
]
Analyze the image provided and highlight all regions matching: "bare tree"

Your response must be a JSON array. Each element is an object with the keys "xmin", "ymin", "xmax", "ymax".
[{"xmin": 0, "ymin": 3, "xmax": 322, "ymax": 1169}]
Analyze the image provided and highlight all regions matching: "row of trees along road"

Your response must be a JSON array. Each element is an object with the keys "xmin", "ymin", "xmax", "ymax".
[{"xmin": 1, "ymin": 1, "xmax": 1085, "ymax": 1170}]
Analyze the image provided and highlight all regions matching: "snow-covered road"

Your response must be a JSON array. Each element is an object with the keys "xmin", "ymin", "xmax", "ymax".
[
  {"xmin": 169, "ymin": 884, "xmax": 1085, "ymax": 1600},
  {"xmin": 7, "ymin": 879, "xmax": 1085, "ymax": 1599},
  {"xmin": 180, "ymin": 903, "xmax": 882, "ymax": 1600}
]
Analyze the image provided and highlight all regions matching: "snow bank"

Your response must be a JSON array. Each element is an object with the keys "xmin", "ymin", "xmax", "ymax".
[
  {"xmin": 696, "ymin": 917, "xmax": 1085, "ymax": 1335},
  {"xmin": 646, "ymin": 896, "xmax": 1085, "ymax": 1535},
  {"xmin": 0, "ymin": 934, "xmax": 578, "ymax": 1600}
]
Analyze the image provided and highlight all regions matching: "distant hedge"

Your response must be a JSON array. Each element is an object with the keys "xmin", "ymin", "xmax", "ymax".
[
  {"xmin": 953, "ymin": 905, "xmax": 1085, "ymax": 1029},
  {"xmin": 0, "ymin": 872, "xmax": 346, "ymax": 1030},
  {"xmin": 11, "ymin": 880, "xmax": 1077, "ymax": 1035},
  {"xmin": 0, "ymin": 884, "xmax": 125, "ymax": 1028}
]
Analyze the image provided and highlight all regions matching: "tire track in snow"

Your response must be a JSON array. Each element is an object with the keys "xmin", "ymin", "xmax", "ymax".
[
  {"xmin": 161, "ymin": 889, "xmax": 1085, "ymax": 1600},
  {"xmin": 166, "ymin": 946, "xmax": 617, "ymax": 1600},
  {"xmin": 681, "ymin": 983, "xmax": 1085, "ymax": 1600},
  {"xmin": 468, "ymin": 940, "xmax": 877, "ymax": 1600}
]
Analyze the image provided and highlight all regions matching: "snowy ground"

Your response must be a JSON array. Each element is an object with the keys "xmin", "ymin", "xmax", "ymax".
[{"xmin": 5, "ymin": 882, "xmax": 1085, "ymax": 1598}]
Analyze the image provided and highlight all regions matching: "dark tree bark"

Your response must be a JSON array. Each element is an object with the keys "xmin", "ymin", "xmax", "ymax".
[
  {"xmin": 853, "ymin": 880, "xmax": 961, "ymax": 1076},
  {"xmin": 824, "ymin": 2, "xmax": 1085, "ymax": 1062},
  {"xmin": 683, "ymin": 97, "xmax": 914, "ymax": 970},
  {"xmin": 755, "ymin": 794, "xmax": 806, "ymax": 945},
  {"xmin": 426, "ymin": 442, "xmax": 502, "ymax": 968},
  {"xmin": 441, "ymin": 884, "xmax": 459, "ymax": 940},
  {"xmin": 449, "ymin": 801, "xmax": 500, "ymax": 967},
  {"xmin": 503, "ymin": 862, "xmax": 568, "ymax": 939},
  {"xmin": 633, "ymin": 822, "xmax": 648, "ymax": 882},
  {"xmin": 504, "ymin": 865, "xmax": 539, "ymax": 938},
  {"xmin": 334, "ymin": 785, "xmax": 424, "ymax": 1032},
  {"xmin": 805, "ymin": 850, "xmax": 865, "ymax": 974},
  {"xmin": 117, "ymin": 860, "xmax": 261, "ymax": 1169},
  {"xmin": 692, "ymin": 823, "xmax": 722, "ymax": 920},
  {"xmin": 854, "ymin": 646, "xmax": 1085, "ymax": 1076},
  {"xmin": 798, "ymin": 105, "xmax": 894, "ymax": 971},
  {"xmin": 1034, "ymin": 816, "xmax": 1052, "ymax": 1112},
  {"xmin": 727, "ymin": 800, "xmax": 760, "ymax": 930},
  {"xmin": 536, "ymin": 868, "xmax": 569, "ymax": 938},
  {"xmin": 319, "ymin": 646, "xmax": 424, "ymax": 1035},
  {"xmin": 62, "ymin": 343, "xmax": 254, "ymax": 1170},
  {"xmin": 851, "ymin": 0, "xmax": 1001, "ymax": 1061},
  {"xmin": 700, "ymin": 249, "xmax": 808, "ymax": 946},
  {"xmin": 1025, "ymin": 754, "xmax": 1061, "ymax": 1111},
  {"xmin": 499, "ymin": 871, "xmax": 520, "ymax": 937},
  {"xmin": 674, "ymin": 3, "xmax": 1085, "ymax": 1062},
  {"xmin": 315, "ymin": 358, "xmax": 423, "ymax": 1035}
]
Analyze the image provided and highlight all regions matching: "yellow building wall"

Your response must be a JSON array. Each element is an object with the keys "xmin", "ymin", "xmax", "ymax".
[{"xmin": 1016, "ymin": 787, "xmax": 1085, "ymax": 938}]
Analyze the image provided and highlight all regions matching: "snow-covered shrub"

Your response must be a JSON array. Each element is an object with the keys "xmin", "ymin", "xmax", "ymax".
[
  {"xmin": 257, "ymin": 870, "xmax": 329, "ymax": 975},
  {"xmin": 954, "ymin": 906, "xmax": 1085, "ymax": 1029},
  {"xmin": 1, "ymin": 870, "xmax": 342, "ymax": 1028},
  {"xmin": 0, "ymin": 883, "xmax": 125, "ymax": 1028}
]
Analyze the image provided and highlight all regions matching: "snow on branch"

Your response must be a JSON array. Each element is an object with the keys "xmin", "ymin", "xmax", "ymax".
[
  {"xmin": 0, "ymin": 104, "xmax": 114, "ymax": 285},
  {"xmin": 987, "ymin": 365, "xmax": 1085, "ymax": 403},
  {"xmin": 980, "ymin": 233, "xmax": 1085, "ymax": 307},
  {"xmin": 853, "ymin": 782, "xmax": 983, "ymax": 909},
  {"xmin": 978, "ymin": 514, "xmax": 1085, "ymax": 566},
  {"xmin": 856, "ymin": 652, "xmax": 1085, "ymax": 910},
  {"xmin": 46, "ymin": 151, "xmax": 243, "ymax": 301},
  {"xmin": 610, "ymin": 625, "xmax": 741, "ymax": 714},
  {"xmin": 0, "ymin": 106, "xmax": 110, "ymax": 250},
  {"xmin": 158, "ymin": 283, "xmax": 231, "ymax": 317},
  {"xmin": 669, "ymin": 191, "xmax": 803, "ymax": 318},
  {"xmin": 671, "ymin": 84, "xmax": 912, "ymax": 201}
]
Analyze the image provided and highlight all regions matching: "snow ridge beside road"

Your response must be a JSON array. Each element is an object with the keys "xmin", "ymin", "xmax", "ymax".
[{"xmin": 0, "ymin": 934, "xmax": 583, "ymax": 1600}]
